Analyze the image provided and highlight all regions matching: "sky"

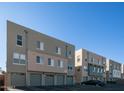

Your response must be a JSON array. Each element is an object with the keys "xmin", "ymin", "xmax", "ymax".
[{"xmin": 0, "ymin": 2, "xmax": 124, "ymax": 71}]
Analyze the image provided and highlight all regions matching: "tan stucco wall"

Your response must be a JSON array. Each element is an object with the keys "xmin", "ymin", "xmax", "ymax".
[{"xmin": 27, "ymin": 51, "xmax": 68, "ymax": 73}]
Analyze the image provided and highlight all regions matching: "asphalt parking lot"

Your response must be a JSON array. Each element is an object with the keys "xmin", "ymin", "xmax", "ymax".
[{"xmin": 9, "ymin": 84, "xmax": 124, "ymax": 91}]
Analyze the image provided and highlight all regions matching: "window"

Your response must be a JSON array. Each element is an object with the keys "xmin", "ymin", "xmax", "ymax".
[
  {"xmin": 58, "ymin": 60, "xmax": 61, "ymax": 67},
  {"xmin": 36, "ymin": 41, "xmax": 44, "ymax": 50},
  {"xmin": 97, "ymin": 68, "xmax": 100, "ymax": 73},
  {"xmin": 85, "ymin": 58, "xmax": 87, "ymax": 62},
  {"xmin": 91, "ymin": 57, "xmax": 94, "ymax": 62},
  {"xmin": 114, "ymin": 65, "xmax": 116, "ymax": 69},
  {"xmin": 17, "ymin": 35, "xmax": 22, "ymax": 46},
  {"xmin": 58, "ymin": 60, "xmax": 63, "ymax": 68},
  {"xmin": 36, "ymin": 56, "xmax": 40, "ymax": 63},
  {"xmin": 93, "ymin": 67, "xmax": 96, "ymax": 72},
  {"xmin": 77, "ymin": 58, "xmax": 80, "ymax": 62},
  {"xmin": 56, "ymin": 47, "xmax": 61, "ymax": 55},
  {"xmin": 69, "ymin": 51, "xmax": 71, "ymax": 55},
  {"xmin": 48, "ymin": 58, "xmax": 51, "ymax": 65},
  {"xmin": 36, "ymin": 56, "xmax": 44, "ymax": 64},
  {"xmin": 98, "ymin": 60, "xmax": 100, "ymax": 64},
  {"xmin": 100, "ymin": 68, "xmax": 103, "ymax": 73},
  {"xmin": 77, "ymin": 56, "xmax": 80, "ymax": 62},
  {"xmin": 37, "ymin": 41, "xmax": 40, "ymax": 49},
  {"xmin": 70, "ymin": 67, "xmax": 73, "ymax": 70},
  {"xmin": 84, "ymin": 66, "xmax": 88, "ymax": 71},
  {"xmin": 13, "ymin": 53, "xmax": 26, "ymax": 65},
  {"xmin": 20, "ymin": 54, "xmax": 26, "ymax": 64},
  {"xmin": 103, "ymin": 61, "xmax": 106, "ymax": 65},
  {"xmin": 68, "ymin": 65, "xmax": 73, "ymax": 71},
  {"xmin": 60, "ymin": 61, "xmax": 63, "ymax": 68},
  {"xmin": 68, "ymin": 51, "xmax": 72, "ymax": 58},
  {"xmin": 48, "ymin": 58, "xmax": 54, "ymax": 66},
  {"xmin": 13, "ymin": 53, "xmax": 20, "ymax": 64}
]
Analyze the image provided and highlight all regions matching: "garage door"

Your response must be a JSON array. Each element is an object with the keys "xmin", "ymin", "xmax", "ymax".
[
  {"xmin": 45, "ymin": 75, "xmax": 54, "ymax": 86},
  {"xmin": 30, "ymin": 74, "xmax": 41, "ymax": 86},
  {"xmin": 56, "ymin": 75, "xmax": 64, "ymax": 85},
  {"xmin": 66, "ymin": 76, "xmax": 73, "ymax": 85},
  {"xmin": 11, "ymin": 73, "xmax": 26, "ymax": 86}
]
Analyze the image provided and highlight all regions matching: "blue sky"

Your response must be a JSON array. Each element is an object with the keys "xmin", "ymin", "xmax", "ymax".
[{"xmin": 0, "ymin": 2, "xmax": 124, "ymax": 71}]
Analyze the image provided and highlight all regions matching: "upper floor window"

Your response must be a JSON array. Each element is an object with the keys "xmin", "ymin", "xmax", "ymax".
[
  {"xmin": 68, "ymin": 50, "xmax": 72, "ymax": 58},
  {"xmin": 48, "ymin": 58, "xmax": 54, "ymax": 66},
  {"xmin": 13, "ymin": 53, "xmax": 20, "ymax": 64},
  {"xmin": 97, "ymin": 68, "xmax": 100, "ymax": 73},
  {"xmin": 77, "ymin": 56, "xmax": 80, "ymax": 62},
  {"xmin": 77, "ymin": 58, "xmax": 80, "ymax": 62},
  {"xmin": 60, "ymin": 60, "xmax": 63, "ymax": 68},
  {"xmin": 36, "ymin": 41, "xmax": 44, "ymax": 50},
  {"xmin": 56, "ymin": 47, "xmax": 61, "ymax": 55},
  {"xmin": 58, "ymin": 60, "xmax": 61, "ymax": 67},
  {"xmin": 13, "ymin": 52, "xmax": 26, "ymax": 65},
  {"xmin": 20, "ymin": 54, "xmax": 26, "ymax": 64},
  {"xmin": 68, "ymin": 65, "xmax": 73, "ymax": 71},
  {"xmin": 84, "ymin": 66, "xmax": 88, "ymax": 71},
  {"xmin": 36, "ymin": 56, "xmax": 44, "ymax": 64},
  {"xmin": 17, "ymin": 35, "xmax": 23, "ymax": 46},
  {"xmin": 91, "ymin": 57, "xmax": 94, "ymax": 62},
  {"xmin": 85, "ymin": 57, "xmax": 88, "ymax": 62},
  {"xmin": 93, "ymin": 67, "xmax": 96, "ymax": 72},
  {"xmin": 101, "ymin": 68, "xmax": 103, "ymax": 73},
  {"xmin": 69, "ymin": 51, "xmax": 71, "ymax": 55},
  {"xmin": 57, "ymin": 60, "xmax": 63, "ymax": 68}
]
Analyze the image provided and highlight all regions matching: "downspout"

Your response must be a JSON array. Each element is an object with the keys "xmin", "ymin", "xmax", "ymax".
[{"xmin": 24, "ymin": 30, "xmax": 28, "ymax": 86}]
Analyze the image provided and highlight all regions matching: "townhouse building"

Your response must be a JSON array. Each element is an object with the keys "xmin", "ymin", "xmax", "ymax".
[
  {"xmin": 106, "ymin": 59, "xmax": 121, "ymax": 81},
  {"xmin": 75, "ymin": 49, "xmax": 106, "ymax": 84},
  {"xmin": 7, "ymin": 21, "xmax": 75, "ymax": 87}
]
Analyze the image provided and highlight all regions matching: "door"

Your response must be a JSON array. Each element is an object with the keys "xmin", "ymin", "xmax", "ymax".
[
  {"xmin": 30, "ymin": 74, "xmax": 41, "ymax": 86},
  {"xmin": 11, "ymin": 73, "xmax": 26, "ymax": 86},
  {"xmin": 45, "ymin": 75, "xmax": 54, "ymax": 86}
]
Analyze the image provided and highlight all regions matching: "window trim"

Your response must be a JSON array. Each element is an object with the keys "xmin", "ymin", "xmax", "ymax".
[
  {"xmin": 57, "ymin": 60, "xmax": 61, "ymax": 67},
  {"xmin": 56, "ymin": 47, "xmax": 61, "ymax": 55},
  {"xmin": 60, "ymin": 60, "xmax": 63, "ymax": 68},
  {"xmin": 16, "ymin": 34, "xmax": 23, "ymax": 47},
  {"xmin": 68, "ymin": 65, "xmax": 73, "ymax": 71},
  {"xmin": 13, "ymin": 62, "xmax": 26, "ymax": 65},
  {"xmin": 48, "ymin": 58, "xmax": 54, "ymax": 66},
  {"xmin": 36, "ymin": 56, "xmax": 44, "ymax": 64},
  {"xmin": 36, "ymin": 41, "xmax": 44, "ymax": 51},
  {"xmin": 13, "ymin": 52, "xmax": 26, "ymax": 65}
]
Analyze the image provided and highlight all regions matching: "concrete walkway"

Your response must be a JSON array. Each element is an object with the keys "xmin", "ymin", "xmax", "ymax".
[{"xmin": 7, "ymin": 87, "xmax": 24, "ymax": 91}]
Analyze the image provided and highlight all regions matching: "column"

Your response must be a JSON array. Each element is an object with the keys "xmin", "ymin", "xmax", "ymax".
[
  {"xmin": 64, "ymin": 75, "xmax": 67, "ymax": 85},
  {"xmin": 41, "ymin": 73, "xmax": 45, "ymax": 86},
  {"xmin": 54, "ymin": 74, "xmax": 57, "ymax": 86}
]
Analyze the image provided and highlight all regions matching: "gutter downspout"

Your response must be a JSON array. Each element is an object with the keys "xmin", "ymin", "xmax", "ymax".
[{"xmin": 24, "ymin": 30, "xmax": 29, "ymax": 86}]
